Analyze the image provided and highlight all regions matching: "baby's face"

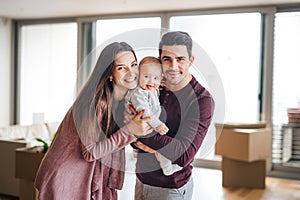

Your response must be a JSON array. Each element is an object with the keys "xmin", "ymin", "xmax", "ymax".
[{"xmin": 139, "ymin": 63, "xmax": 162, "ymax": 91}]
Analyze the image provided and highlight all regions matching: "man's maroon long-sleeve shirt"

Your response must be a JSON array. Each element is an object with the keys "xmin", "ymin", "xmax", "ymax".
[{"xmin": 136, "ymin": 76, "xmax": 215, "ymax": 188}]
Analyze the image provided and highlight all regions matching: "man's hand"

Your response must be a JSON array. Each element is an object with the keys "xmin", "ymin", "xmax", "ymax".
[{"xmin": 133, "ymin": 141, "xmax": 156, "ymax": 153}]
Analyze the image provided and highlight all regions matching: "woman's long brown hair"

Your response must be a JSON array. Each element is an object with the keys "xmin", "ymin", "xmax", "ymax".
[{"xmin": 73, "ymin": 42, "xmax": 137, "ymax": 140}]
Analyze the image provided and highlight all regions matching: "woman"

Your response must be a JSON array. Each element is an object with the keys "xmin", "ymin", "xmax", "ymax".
[{"xmin": 34, "ymin": 42, "xmax": 150, "ymax": 200}]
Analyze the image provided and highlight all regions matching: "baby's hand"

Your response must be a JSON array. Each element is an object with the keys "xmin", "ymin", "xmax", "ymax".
[{"xmin": 157, "ymin": 124, "xmax": 169, "ymax": 135}]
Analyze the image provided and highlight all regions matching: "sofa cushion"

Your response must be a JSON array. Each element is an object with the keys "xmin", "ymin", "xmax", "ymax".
[
  {"xmin": 1, "ymin": 125, "xmax": 28, "ymax": 140},
  {"xmin": 45, "ymin": 122, "xmax": 59, "ymax": 139},
  {"xmin": 27, "ymin": 124, "xmax": 52, "ymax": 147},
  {"xmin": 0, "ymin": 124, "xmax": 51, "ymax": 147}
]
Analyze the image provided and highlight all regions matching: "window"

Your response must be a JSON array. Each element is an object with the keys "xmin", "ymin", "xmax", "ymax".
[
  {"xmin": 170, "ymin": 13, "xmax": 262, "ymax": 123},
  {"xmin": 272, "ymin": 12, "xmax": 300, "ymax": 165},
  {"xmin": 96, "ymin": 17, "xmax": 161, "ymax": 60},
  {"xmin": 170, "ymin": 13, "xmax": 262, "ymax": 159},
  {"xmin": 273, "ymin": 12, "xmax": 300, "ymax": 125},
  {"xmin": 19, "ymin": 23, "xmax": 77, "ymax": 125},
  {"xmin": 96, "ymin": 17, "xmax": 161, "ymax": 46}
]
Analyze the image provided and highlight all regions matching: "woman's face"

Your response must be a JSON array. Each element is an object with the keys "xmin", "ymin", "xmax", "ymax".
[{"xmin": 111, "ymin": 51, "xmax": 138, "ymax": 96}]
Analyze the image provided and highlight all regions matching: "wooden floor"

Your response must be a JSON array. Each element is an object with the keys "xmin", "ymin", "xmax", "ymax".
[
  {"xmin": 1, "ymin": 167, "xmax": 299, "ymax": 200},
  {"xmin": 119, "ymin": 167, "xmax": 300, "ymax": 200}
]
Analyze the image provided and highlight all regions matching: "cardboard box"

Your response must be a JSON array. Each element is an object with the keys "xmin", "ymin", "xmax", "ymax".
[
  {"xmin": 0, "ymin": 139, "xmax": 28, "ymax": 196},
  {"xmin": 215, "ymin": 127, "xmax": 271, "ymax": 162},
  {"xmin": 19, "ymin": 179, "xmax": 36, "ymax": 200},
  {"xmin": 15, "ymin": 146, "xmax": 44, "ymax": 200},
  {"xmin": 222, "ymin": 157, "xmax": 266, "ymax": 188},
  {"xmin": 15, "ymin": 146, "xmax": 44, "ymax": 181}
]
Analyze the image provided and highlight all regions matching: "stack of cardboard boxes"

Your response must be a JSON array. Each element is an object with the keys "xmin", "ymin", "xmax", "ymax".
[{"xmin": 215, "ymin": 123, "xmax": 272, "ymax": 189}]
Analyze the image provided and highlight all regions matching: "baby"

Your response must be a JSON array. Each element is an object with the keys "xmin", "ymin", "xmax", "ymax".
[{"xmin": 125, "ymin": 56, "xmax": 182, "ymax": 176}]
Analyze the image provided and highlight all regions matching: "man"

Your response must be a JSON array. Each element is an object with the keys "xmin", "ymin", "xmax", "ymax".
[{"xmin": 133, "ymin": 31, "xmax": 215, "ymax": 200}]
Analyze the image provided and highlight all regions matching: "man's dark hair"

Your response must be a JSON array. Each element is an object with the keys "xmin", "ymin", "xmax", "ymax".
[{"xmin": 159, "ymin": 31, "xmax": 193, "ymax": 58}]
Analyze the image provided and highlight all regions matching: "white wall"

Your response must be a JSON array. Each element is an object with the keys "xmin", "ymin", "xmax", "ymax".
[{"xmin": 0, "ymin": 17, "xmax": 11, "ymax": 127}]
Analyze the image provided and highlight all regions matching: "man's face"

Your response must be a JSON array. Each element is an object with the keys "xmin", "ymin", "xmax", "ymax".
[{"xmin": 160, "ymin": 45, "xmax": 194, "ymax": 90}]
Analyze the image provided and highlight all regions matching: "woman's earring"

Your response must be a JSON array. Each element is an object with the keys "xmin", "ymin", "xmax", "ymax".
[{"xmin": 109, "ymin": 77, "xmax": 113, "ymax": 82}]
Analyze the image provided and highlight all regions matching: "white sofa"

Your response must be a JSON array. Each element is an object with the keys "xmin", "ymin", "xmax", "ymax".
[{"xmin": 0, "ymin": 122, "xmax": 58, "ymax": 197}]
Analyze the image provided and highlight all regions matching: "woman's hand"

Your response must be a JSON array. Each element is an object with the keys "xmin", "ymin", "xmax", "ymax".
[
  {"xmin": 127, "ymin": 110, "xmax": 153, "ymax": 136},
  {"xmin": 124, "ymin": 105, "xmax": 136, "ymax": 124},
  {"xmin": 133, "ymin": 141, "xmax": 156, "ymax": 153}
]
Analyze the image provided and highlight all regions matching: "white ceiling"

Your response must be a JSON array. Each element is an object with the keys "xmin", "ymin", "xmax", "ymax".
[{"xmin": 0, "ymin": 0, "xmax": 300, "ymax": 19}]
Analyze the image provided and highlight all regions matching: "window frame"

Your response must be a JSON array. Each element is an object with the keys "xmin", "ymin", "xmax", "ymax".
[{"xmin": 15, "ymin": 18, "xmax": 78, "ymax": 124}]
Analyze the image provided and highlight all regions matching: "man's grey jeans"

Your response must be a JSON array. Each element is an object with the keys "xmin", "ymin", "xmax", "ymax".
[{"xmin": 134, "ymin": 177, "xmax": 193, "ymax": 200}]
